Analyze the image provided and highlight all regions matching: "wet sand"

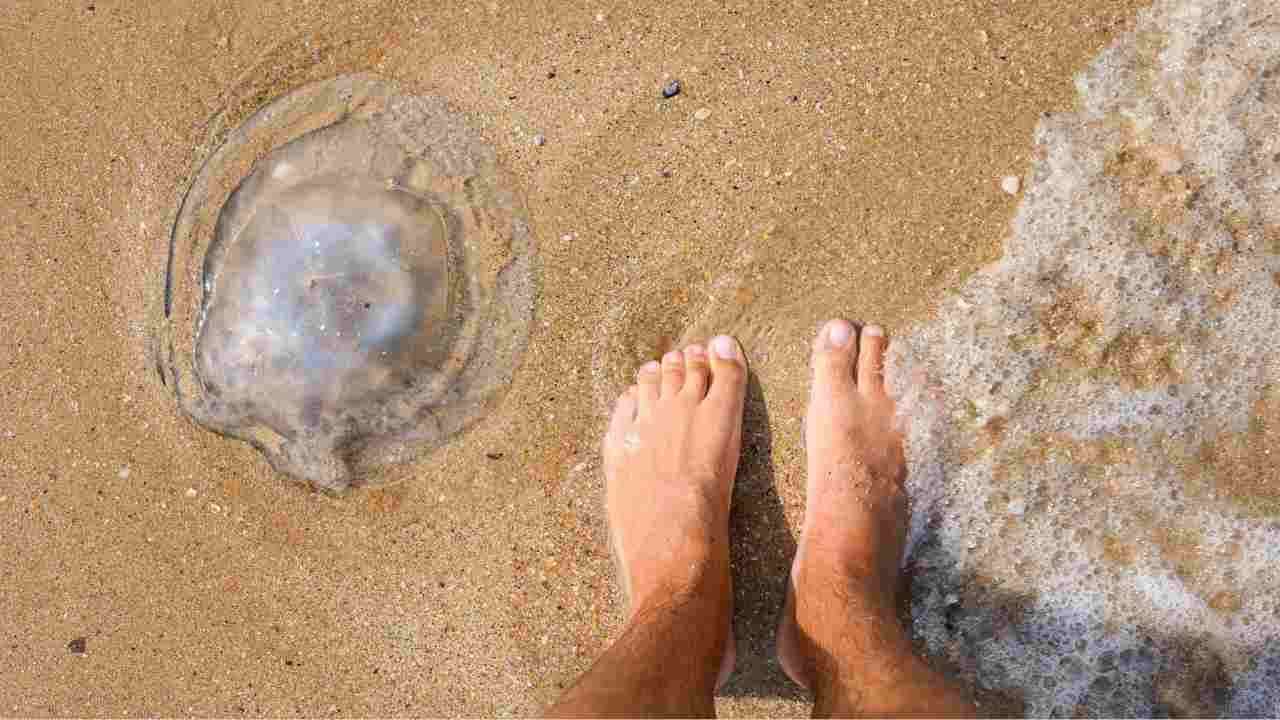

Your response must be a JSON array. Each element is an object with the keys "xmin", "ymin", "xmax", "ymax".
[{"xmin": 1, "ymin": 1, "xmax": 1149, "ymax": 715}]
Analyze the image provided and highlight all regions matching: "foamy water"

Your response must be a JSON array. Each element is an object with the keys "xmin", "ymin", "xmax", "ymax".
[{"xmin": 888, "ymin": 0, "xmax": 1280, "ymax": 714}]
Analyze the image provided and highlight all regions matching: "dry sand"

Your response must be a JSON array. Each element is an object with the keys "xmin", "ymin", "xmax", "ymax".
[{"xmin": 1, "ymin": 1, "xmax": 1150, "ymax": 715}]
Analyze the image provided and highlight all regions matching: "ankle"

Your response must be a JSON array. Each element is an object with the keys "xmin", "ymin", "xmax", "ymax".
[
  {"xmin": 813, "ymin": 647, "xmax": 975, "ymax": 718},
  {"xmin": 795, "ymin": 589, "xmax": 906, "ymax": 653},
  {"xmin": 625, "ymin": 524, "xmax": 731, "ymax": 615},
  {"xmin": 793, "ymin": 545, "xmax": 899, "ymax": 611},
  {"xmin": 794, "ymin": 596, "xmax": 974, "ymax": 718},
  {"xmin": 789, "ymin": 565, "xmax": 908, "ymax": 680},
  {"xmin": 628, "ymin": 553, "xmax": 731, "ymax": 623},
  {"xmin": 621, "ymin": 583, "xmax": 732, "ymax": 692},
  {"xmin": 801, "ymin": 614, "xmax": 932, "ymax": 708}
]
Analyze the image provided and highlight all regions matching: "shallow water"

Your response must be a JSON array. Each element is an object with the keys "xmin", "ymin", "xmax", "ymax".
[{"xmin": 892, "ymin": 0, "xmax": 1280, "ymax": 714}]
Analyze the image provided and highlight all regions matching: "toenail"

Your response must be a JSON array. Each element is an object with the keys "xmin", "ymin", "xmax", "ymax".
[
  {"xmin": 863, "ymin": 324, "xmax": 885, "ymax": 337},
  {"xmin": 663, "ymin": 350, "xmax": 683, "ymax": 364},
  {"xmin": 640, "ymin": 361, "xmax": 661, "ymax": 375},
  {"xmin": 826, "ymin": 320, "xmax": 853, "ymax": 348},
  {"xmin": 712, "ymin": 335, "xmax": 738, "ymax": 360}
]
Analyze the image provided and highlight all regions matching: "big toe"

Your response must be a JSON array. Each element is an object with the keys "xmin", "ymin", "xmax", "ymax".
[
  {"xmin": 706, "ymin": 335, "xmax": 748, "ymax": 415},
  {"xmin": 811, "ymin": 319, "xmax": 858, "ymax": 394}
]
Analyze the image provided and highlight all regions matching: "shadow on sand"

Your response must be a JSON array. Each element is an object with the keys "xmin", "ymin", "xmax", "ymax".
[{"xmin": 719, "ymin": 372, "xmax": 806, "ymax": 701}]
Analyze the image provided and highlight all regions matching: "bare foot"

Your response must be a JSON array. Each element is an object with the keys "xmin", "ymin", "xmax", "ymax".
[
  {"xmin": 603, "ymin": 335, "xmax": 749, "ymax": 688},
  {"xmin": 776, "ymin": 319, "xmax": 973, "ymax": 717},
  {"xmin": 777, "ymin": 319, "xmax": 906, "ymax": 688}
]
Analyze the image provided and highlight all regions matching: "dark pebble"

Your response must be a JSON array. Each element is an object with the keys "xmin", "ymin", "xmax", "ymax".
[
  {"xmin": 68, "ymin": 637, "xmax": 87, "ymax": 654},
  {"xmin": 661, "ymin": 80, "xmax": 681, "ymax": 99},
  {"xmin": 485, "ymin": 452, "xmax": 505, "ymax": 460}
]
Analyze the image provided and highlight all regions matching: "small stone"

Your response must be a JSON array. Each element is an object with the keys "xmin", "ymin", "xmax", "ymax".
[
  {"xmin": 1008, "ymin": 498, "xmax": 1027, "ymax": 516},
  {"xmin": 210, "ymin": 503, "xmax": 221, "ymax": 514},
  {"xmin": 693, "ymin": 107, "xmax": 711, "ymax": 121},
  {"xmin": 531, "ymin": 134, "xmax": 546, "ymax": 147},
  {"xmin": 185, "ymin": 488, "xmax": 198, "ymax": 498},
  {"xmin": 118, "ymin": 467, "xmax": 131, "ymax": 480},
  {"xmin": 661, "ymin": 80, "xmax": 681, "ymax": 99},
  {"xmin": 595, "ymin": 11, "xmax": 605, "ymax": 22},
  {"xmin": 978, "ymin": 29, "xmax": 990, "ymax": 43},
  {"xmin": 944, "ymin": 593, "xmax": 961, "ymax": 606},
  {"xmin": 68, "ymin": 637, "xmax": 87, "ymax": 655},
  {"xmin": 1000, "ymin": 175, "xmax": 1022, "ymax": 195}
]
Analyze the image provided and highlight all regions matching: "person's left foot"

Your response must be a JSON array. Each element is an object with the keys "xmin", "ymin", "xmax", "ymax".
[{"xmin": 603, "ymin": 335, "xmax": 749, "ymax": 687}]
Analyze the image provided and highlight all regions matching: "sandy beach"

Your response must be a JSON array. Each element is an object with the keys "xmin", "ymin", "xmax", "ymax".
[{"xmin": 1, "ymin": 1, "xmax": 1150, "ymax": 715}]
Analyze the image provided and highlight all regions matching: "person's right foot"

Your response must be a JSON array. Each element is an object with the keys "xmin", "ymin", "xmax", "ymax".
[{"xmin": 776, "ymin": 318, "xmax": 910, "ymax": 690}]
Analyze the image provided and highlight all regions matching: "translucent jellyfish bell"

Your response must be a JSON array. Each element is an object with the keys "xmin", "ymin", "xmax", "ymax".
[
  {"xmin": 158, "ymin": 76, "xmax": 534, "ymax": 490},
  {"xmin": 198, "ymin": 176, "xmax": 452, "ymax": 434}
]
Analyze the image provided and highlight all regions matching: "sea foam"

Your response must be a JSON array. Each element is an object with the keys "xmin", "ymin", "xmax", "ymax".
[{"xmin": 889, "ymin": 0, "xmax": 1280, "ymax": 714}]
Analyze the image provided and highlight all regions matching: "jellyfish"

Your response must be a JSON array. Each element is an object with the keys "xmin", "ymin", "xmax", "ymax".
[{"xmin": 157, "ymin": 76, "xmax": 535, "ymax": 490}]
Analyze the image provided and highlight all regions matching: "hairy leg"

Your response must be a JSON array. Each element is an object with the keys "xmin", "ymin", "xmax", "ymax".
[
  {"xmin": 778, "ymin": 319, "xmax": 974, "ymax": 718},
  {"xmin": 547, "ymin": 336, "xmax": 748, "ymax": 718}
]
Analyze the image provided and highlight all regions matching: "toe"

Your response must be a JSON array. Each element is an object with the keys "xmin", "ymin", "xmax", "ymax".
[
  {"xmin": 660, "ymin": 350, "xmax": 686, "ymax": 397},
  {"xmin": 707, "ymin": 335, "xmax": 748, "ymax": 414},
  {"xmin": 857, "ymin": 325, "xmax": 888, "ymax": 395},
  {"xmin": 605, "ymin": 386, "xmax": 638, "ymax": 452},
  {"xmin": 636, "ymin": 360, "xmax": 661, "ymax": 415},
  {"xmin": 681, "ymin": 344, "xmax": 710, "ymax": 399},
  {"xmin": 811, "ymin": 318, "xmax": 857, "ymax": 391}
]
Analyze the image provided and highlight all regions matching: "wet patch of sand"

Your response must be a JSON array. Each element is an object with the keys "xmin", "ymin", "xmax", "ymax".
[{"xmin": 1, "ymin": 0, "xmax": 1149, "ymax": 714}]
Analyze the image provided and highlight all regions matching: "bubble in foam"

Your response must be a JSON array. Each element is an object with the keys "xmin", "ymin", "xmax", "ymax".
[{"xmin": 887, "ymin": 1, "xmax": 1280, "ymax": 714}]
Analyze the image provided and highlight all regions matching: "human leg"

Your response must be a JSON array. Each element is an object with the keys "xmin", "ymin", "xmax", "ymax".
[
  {"xmin": 777, "ymin": 320, "xmax": 974, "ymax": 718},
  {"xmin": 547, "ymin": 337, "xmax": 748, "ymax": 717}
]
